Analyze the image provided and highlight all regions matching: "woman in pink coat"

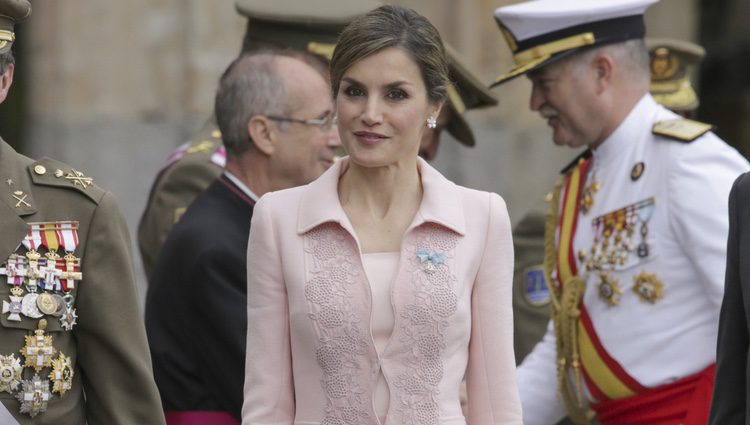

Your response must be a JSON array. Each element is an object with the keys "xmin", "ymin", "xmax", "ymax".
[{"xmin": 242, "ymin": 5, "xmax": 522, "ymax": 424}]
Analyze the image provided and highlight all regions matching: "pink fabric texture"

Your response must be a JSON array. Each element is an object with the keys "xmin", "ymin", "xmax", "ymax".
[{"xmin": 242, "ymin": 158, "xmax": 522, "ymax": 425}]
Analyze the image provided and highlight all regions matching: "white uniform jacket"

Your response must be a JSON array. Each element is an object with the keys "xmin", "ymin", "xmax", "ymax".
[{"xmin": 517, "ymin": 95, "xmax": 750, "ymax": 425}]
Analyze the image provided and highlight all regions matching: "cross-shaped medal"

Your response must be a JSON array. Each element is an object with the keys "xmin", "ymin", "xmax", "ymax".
[
  {"xmin": 2, "ymin": 287, "xmax": 24, "ymax": 321},
  {"xmin": 60, "ymin": 254, "xmax": 82, "ymax": 291},
  {"xmin": 39, "ymin": 252, "xmax": 62, "ymax": 291},
  {"xmin": 17, "ymin": 374, "xmax": 50, "ymax": 418},
  {"xmin": 25, "ymin": 251, "xmax": 42, "ymax": 290},
  {"xmin": 49, "ymin": 352, "xmax": 74, "ymax": 396},
  {"xmin": 0, "ymin": 254, "xmax": 27, "ymax": 286},
  {"xmin": 21, "ymin": 321, "xmax": 56, "ymax": 372}
]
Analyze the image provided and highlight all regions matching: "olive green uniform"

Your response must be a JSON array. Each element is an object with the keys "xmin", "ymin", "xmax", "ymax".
[
  {"xmin": 138, "ymin": 120, "xmax": 223, "ymax": 278},
  {"xmin": 0, "ymin": 139, "xmax": 165, "ymax": 424}
]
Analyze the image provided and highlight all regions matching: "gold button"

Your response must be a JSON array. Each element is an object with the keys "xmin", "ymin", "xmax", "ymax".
[
  {"xmin": 34, "ymin": 165, "xmax": 46, "ymax": 175},
  {"xmin": 211, "ymin": 130, "xmax": 221, "ymax": 139}
]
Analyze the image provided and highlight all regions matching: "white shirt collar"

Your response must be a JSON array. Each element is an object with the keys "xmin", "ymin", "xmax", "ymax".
[{"xmin": 222, "ymin": 171, "xmax": 259, "ymax": 202}]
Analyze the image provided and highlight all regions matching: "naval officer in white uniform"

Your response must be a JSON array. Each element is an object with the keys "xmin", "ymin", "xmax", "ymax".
[{"xmin": 490, "ymin": 1, "xmax": 750, "ymax": 424}]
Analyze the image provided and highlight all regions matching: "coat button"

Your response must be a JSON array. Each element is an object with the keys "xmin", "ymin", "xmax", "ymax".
[{"xmin": 34, "ymin": 165, "xmax": 47, "ymax": 175}]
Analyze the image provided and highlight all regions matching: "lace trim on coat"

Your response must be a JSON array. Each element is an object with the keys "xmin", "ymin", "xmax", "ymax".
[
  {"xmin": 390, "ymin": 224, "xmax": 460, "ymax": 425},
  {"xmin": 304, "ymin": 223, "xmax": 373, "ymax": 425}
]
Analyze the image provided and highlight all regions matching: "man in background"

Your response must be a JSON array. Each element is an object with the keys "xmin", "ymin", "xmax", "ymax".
[
  {"xmin": 137, "ymin": 0, "xmax": 378, "ymax": 280},
  {"xmin": 145, "ymin": 50, "xmax": 339, "ymax": 423}
]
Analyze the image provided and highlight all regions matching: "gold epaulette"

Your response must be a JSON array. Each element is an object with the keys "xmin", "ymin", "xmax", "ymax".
[
  {"xmin": 28, "ymin": 158, "xmax": 105, "ymax": 204},
  {"xmin": 185, "ymin": 127, "xmax": 222, "ymax": 156},
  {"xmin": 652, "ymin": 118, "xmax": 713, "ymax": 143},
  {"xmin": 559, "ymin": 149, "xmax": 592, "ymax": 175}
]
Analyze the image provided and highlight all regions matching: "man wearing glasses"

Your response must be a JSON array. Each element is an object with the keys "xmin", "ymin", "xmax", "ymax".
[{"xmin": 145, "ymin": 50, "xmax": 339, "ymax": 424}]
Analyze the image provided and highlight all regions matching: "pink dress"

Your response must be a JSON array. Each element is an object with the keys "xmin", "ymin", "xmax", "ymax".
[{"xmin": 362, "ymin": 252, "xmax": 400, "ymax": 424}]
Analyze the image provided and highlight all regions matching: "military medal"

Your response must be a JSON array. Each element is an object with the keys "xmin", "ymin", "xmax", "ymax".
[
  {"xmin": 36, "ymin": 292, "xmax": 58, "ymax": 316},
  {"xmin": 633, "ymin": 271, "xmax": 663, "ymax": 304},
  {"xmin": 16, "ymin": 374, "xmax": 50, "ymax": 417},
  {"xmin": 635, "ymin": 200, "xmax": 655, "ymax": 258},
  {"xmin": 21, "ymin": 292, "xmax": 43, "ymax": 319},
  {"xmin": 49, "ymin": 352, "xmax": 74, "ymax": 396},
  {"xmin": 2, "ymin": 286, "xmax": 24, "ymax": 321},
  {"xmin": 60, "ymin": 306, "xmax": 77, "ymax": 331},
  {"xmin": 0, "ymin": 354, "xmax": 22, "ymax": 393},
  {"xmin": 51, "ymin": 294, "xmax": 66, "ymax": 317},
  {"xmin": 0, "ymin": 254, "xmax": 27, "ymax": 286},
  {"xmin": 24, "ymin": 250, "xmax": 42, "ymax": 290},
  {"xmin": 21, "ymin": 319, "xmax": 56, "ymax": 372},
  {"xmin": 59, "ymin": 253, "xmax": 82, "ymax": 291},
  {"xmin": 40, "ymin": 251, "xmax": 62, "ymax": 291},
  {"xmin": 597, "ymin": 273, "xmax": 622, "ymax": 306}
]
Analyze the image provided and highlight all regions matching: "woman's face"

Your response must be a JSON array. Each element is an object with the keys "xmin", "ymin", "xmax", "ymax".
[{"xmin": 335, "ymin": 47, "xmax": 441, "ymax": 168}]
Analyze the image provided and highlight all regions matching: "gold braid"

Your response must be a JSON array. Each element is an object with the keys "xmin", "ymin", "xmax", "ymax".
[{"xmin": 544, "ymin": 174, "xmax": 592, "ymax": 425}]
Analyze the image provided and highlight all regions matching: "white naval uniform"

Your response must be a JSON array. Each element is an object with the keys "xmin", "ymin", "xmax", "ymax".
[{"xmin": 517, "ymin": 95, "xmax": 750, "ymax": 425}]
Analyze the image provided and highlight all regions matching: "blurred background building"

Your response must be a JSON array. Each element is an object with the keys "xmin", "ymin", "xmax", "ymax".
[{"xmin": 0, "ymin": 0, "xmax": 746, "ymax": 303}]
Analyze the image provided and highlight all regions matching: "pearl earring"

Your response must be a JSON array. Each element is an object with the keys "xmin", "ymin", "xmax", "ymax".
[{"xmin": 427, "ymin": 115, "xmax": 437, "ymax": 129}]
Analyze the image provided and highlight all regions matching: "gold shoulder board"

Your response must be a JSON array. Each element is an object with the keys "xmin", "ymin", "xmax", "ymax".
[{"xmin": 652, "ymin": 118, "xmax": 713, "ymax": 143}]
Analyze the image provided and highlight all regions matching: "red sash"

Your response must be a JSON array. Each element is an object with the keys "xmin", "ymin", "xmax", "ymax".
[
  {"xmin": 591, "ymin": 364, "xmax": 715, "ymax": 425},
  {"xmin": 165, "ymin": 411, "xmax": 240, "ymax": 425}
]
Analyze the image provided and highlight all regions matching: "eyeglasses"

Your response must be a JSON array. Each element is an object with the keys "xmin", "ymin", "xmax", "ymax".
[{"xmin": 266, "ymin": 112, "xmax": 337, "ymax": 131}]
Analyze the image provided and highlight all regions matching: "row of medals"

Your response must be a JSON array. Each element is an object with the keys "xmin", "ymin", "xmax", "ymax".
[
  {"xmin": 578, "ymin": 173, "xmax": 663, "ymax": 307},
  {"xmin": 1, "ymin": 250, "xmax": 79, "ymax": 418}
]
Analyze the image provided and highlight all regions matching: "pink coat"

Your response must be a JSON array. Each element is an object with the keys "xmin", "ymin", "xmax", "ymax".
[{"xmin": 242, "ymin": 158, "xmax": 522, "ymax": 425}]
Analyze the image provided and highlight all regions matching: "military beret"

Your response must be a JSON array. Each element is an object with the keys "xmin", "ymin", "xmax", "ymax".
[
  {"xmin": 646, "ymin": 38, "xmax": 705, "ymax": 112},
  {"xmin": 491, "ymin": 0, "xmax": 658, "ymax": 87},
  {"xmin": 0, "ymin": 0, "xmax": 30, "ymax": 54},
  {"xmin": 445, "ymin": 45, "xmax": 498, "ymax": 147},
  {"xmin": 235, "ymin": 0, "xmax": 380, "ymax": 59}
]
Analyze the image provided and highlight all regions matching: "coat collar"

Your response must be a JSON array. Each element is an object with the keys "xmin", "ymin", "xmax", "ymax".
[
  {"xmin": 0, "ymin": 139, "xmax": 36, "ymax": 260},
  {"xmin": 297, "ymin": 156, "xmax": 466, "ymax": 237}
]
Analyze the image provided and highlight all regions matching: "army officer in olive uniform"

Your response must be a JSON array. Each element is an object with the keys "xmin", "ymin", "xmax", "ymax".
[{"xmin": 0, "ymin": 1, "xmax": 165, "ymax": 423}]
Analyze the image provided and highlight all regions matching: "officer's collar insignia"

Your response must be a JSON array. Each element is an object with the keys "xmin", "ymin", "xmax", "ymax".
[
  {"xmin": 523, "ymin": 266, "xmax": 550, "ymax": 306},
  {"xmin": 631, "ymin": 162, "xmax": 645, "ymax": 181},
  {"xmin": 12, "ymin": 190, "xmax": 30, "ymax": 208},
  {"xmin": 653, "ymin": 118, "xmax": 712, "ymax": 142},
  {"xmin": 64, "ymin": 169, "xmax": 94, "ymax": 189}
]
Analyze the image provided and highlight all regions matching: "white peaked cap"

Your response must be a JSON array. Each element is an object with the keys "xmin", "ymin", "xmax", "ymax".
[{"xmin": 490, "ymin": 0, "xmax": 659, "ymax": 87}]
